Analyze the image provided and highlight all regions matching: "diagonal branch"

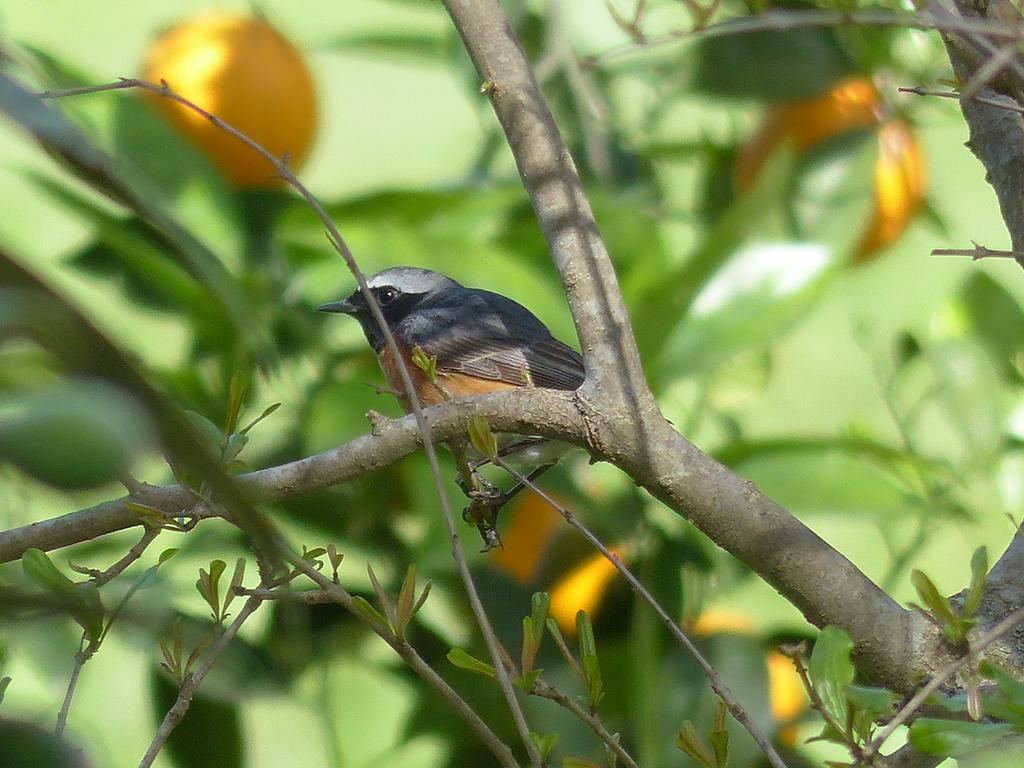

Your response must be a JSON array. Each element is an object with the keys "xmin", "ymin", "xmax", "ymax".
[{"xmin": 443, "ymin": 0, "xmax": 650, "ymax": 405}]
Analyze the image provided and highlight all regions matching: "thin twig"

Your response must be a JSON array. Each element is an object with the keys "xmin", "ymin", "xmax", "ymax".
[
  {"xmin": 45, "ymin": 76, "xmax": 540, "ymax": 766},
  {"xmin": 899, "ymin": 86, "xmax": 1024, "ymax": 115},
  {"xmin": 139, "ymin": 592, "xmax": 264, "ymax": 767},
  {"xmin": 531, "ymin": 678, "xmax": 640, "ymax": 768},
  {"xmin": 588, "ymin": 8, "xmax": 1024, "ymax": 66},
  {"xmin": 89, "ymin": 526, "xmax": 161, "ymax": 586},
  {"xmin": 55, "ymin": 634, "xmax": 94, "ymax": 736},
  {"xmin": 862, "ymin": 604, "xmax": 1024, "ymax": 761},
  {"xmin": 932, "ymin": 243, "xmax": 1024, "ymax": 259},
  {"xmin": 494, "ymin": 458, "xmax": 789, "ymax": 768},
  {"xmin": 284, "ymin": 554, "xmax": 521, "ymax": 768},
  {"xmin": 234, "ymin": 586, "xmax": 336, "ymax": 604}
]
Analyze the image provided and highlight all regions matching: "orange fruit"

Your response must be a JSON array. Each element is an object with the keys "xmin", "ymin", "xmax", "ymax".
[
  {"xmin": 735, "ymin": 76, "xmax": 924, "ymax": 262},
  {"xmin": 854, "ymin": 120, "xmax": 926, "ymax": 261},
  {"xmin": 142, "ymin": 13, "xmax": 317, "ymax": 188}
]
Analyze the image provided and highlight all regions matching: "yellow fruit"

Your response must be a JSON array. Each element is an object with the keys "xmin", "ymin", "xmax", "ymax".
[
  {"xmin": 735, "ymin": 76, "xmax": 924, "ymax": 262},
  {"xmin": 489, "ymin": 491, "xmax": 562, "ymax": 584},
  {"xmin": 766, "ymin": 650, "xmax": 806, "ymax": 723},
  {"xmin": 854, "ymin": 120, "xmax": 926, "ymax": 261},
  {"xmin": 142, "ymin": 13, "xmax": 317, "ymax": 188},
  {"xmin": 549, "ymin": 547, "xmax": 627, "ymax": 634},
  {"xmin": 735, "ymin": 77, "xmax": 880, "ymax": 192}
]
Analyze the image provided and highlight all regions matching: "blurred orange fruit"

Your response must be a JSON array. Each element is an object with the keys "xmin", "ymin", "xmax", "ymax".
[
  {"xmin": 549, "ymin": 547, "xmax": 627, "ymax": 634},
  {"xmin": 142, "ymin": 13, "xmax": 317, "ymax": 188},
  {"xmin": 854, "ymin": 120, "xmax": 926, "ymax": 261},
  {"xmin": 766, "ymin": 650, "xmax": 806, "ymax": 724},
  {"xmin": 735, "ymin": 76, "xmax": 924, "ymax": 262},
  {"xmin": 489, "ymin": 491, "xmax": 562, "ymax": 584}
]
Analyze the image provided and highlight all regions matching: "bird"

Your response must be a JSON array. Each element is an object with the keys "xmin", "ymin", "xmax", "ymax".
[{"xmin": 317, "ymin": 266, "xmax": 584, "ymax": 548}]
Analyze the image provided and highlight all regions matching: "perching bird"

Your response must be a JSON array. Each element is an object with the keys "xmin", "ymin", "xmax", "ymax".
[{"xmin": 318, "ymin": 266, "xmax": 584, "ymax": 548}]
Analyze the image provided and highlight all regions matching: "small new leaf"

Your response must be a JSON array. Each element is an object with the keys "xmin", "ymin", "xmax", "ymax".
[
  {"xmin": 411, "ymin": 345, "xmax": 438, "ymax": 383},
  {"xmin": 677, "ymin": 721, "xmax": 716, "ymax": 768},
  {"xmin": 351, "ymin": 596, "xmax": 390, "ymax": 630},
  {"xmin": 326, "ymin": 543, "xmax": 343, "ymax": 582},
  {"xmin": 0, "ymin": 675, "xmax": 10, "ymax": 705},
  {"xmin": 447, "ymin": 648, "xmax": 496, "ymax": 679},
  {"xmin": 468, "ymin": 415, "xmax": 497, "ymax": 460},
  {"xmin": 240, "ymin": 402, "xmax": 281, "ymax": 435},
  {"xmin": 809, "ymin": 625, "xmax": 855, "ymax": 731},
  {"xmin": 367, "ymin": 564, "xmax": 396, "ymax": 630},
  {"xmin": 710, "ymin": 700, "xmax": 730, "ymax": 768},
  {"xmin": 576, "ymin": 610, "xmax": 604, "ymax": 709},
  {"xmin": 529, "ymin": 731, "xmax": 559, "ymax": 762},
  {"xmin": 395, "ymin": 564, "xmax": 417, "ymax": 639},
  {"xmin": 963, "ymin": 546, "xmax": 988, "ymax": 619}
]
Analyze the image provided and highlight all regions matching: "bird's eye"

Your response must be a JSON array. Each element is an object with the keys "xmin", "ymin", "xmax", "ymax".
[{"xmin": 378, "ymin": 287, "xmax": 398, "ymax": 306}]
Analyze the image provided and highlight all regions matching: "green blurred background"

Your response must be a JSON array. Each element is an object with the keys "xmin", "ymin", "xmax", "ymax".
[{"xmin": 0, "ymin": 1, "xmax": 1020, "ymax": 766}]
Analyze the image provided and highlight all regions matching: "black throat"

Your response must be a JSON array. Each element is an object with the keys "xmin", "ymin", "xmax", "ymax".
[{"xmin": 357, "ymin": 291, "xmax": 427, "ymax": 352}]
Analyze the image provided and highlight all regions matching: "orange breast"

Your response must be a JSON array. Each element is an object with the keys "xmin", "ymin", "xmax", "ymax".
[{"xmin": 378, "ymin": 346, "xmax": 520, "ymax": 412}]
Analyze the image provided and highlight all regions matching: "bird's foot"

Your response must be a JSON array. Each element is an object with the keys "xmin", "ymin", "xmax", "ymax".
[{"xmin": 461, "ymin": 497, "xmax": 504, "ymax": 552}]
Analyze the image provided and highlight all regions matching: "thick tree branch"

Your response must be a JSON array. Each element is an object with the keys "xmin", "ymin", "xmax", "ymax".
[
  {"xmin": 2, "ymin": 386, "xmax": 934, "ymax": 690},
  {"xmin": 935, "ymin": 0, "xmax": 1024, "ymax": 672}
]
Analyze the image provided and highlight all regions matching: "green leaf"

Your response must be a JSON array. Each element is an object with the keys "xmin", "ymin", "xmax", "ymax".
[
  {"xmin": 0, "ymin": 73, "xmax": 268, "ymax": 361},
  {"xmin": 710, "ymin": 700, "xmax": 730, "ymax": 768},
  {"xmin": 183, "ymin": 410, "xmax": 225, "ymax": 453},
  {"xmin": 661, "ymin": 241, "xmax": 840, "ymax": 377},
  {"xmin": 529, "ymin": 731, "xmax": 559, "ymax": 761},
  {"xmin": 809, "ymin": 625, "xmax": 855, "ymax": 730},
  {"xmin": 576, "ymin": 611, "xmax": 604, "ymax": 708},
  {"xmin": 958, "ymin": 271, "xmax": 1024, "ymax": 382},
  {"xmin": 676, "ymin": 721, "xmax": 715, "ymax": 768},
  {"xmin": 239, "ymin": 402, "xmax": 281, "ymax": 435},
  {"xmin": 350, "ymin": 596, "xmax": 389, "ymax": 629},
  {"xmin": 225, "ymin": 372, "xmax": 249, "ymax": 435},
  {"xmin": 631, "ymin": 144, "xmax": 797, "ymax": 371},
  {"xmin": 411, "ymin": 345, "xmax": 438, "ymax": 384},
  {"xmin": 531, "ymin": 592, "xmax": 551, "ymax": 635},
  {"xmin": 964, "ymin": 546, "xmax": 989, "ymax": 619},
  {"xmin": 911, "ymin": 570, "xmax": 963, "ymax": 642},
  {"xmin": 845, "ymin": 684, "xmax": 896, "ymax": 718},
  {"xmin": 367, "ymin": 564, "xmax": 396, "ymax": 630},
  {"xmin": 158, "ymin": 548, "xmax": 180, "ymax": 566},
  {"xmin": 0, "ymin": 380, "xmax": 153, "ymax": 489},
  {"xmin": 395, "ymin": 564, "xmax": 417, "ymax": 639},
  {"xmin": 447, "ymin": 648, "xmax": 496, "ymax": 679},
  {"xmin": 909, "ymin": 718, "xmax": 1012, "ymax": 756},
  {"xmin": 467, "ymin": 415, "xmax": 497, "ymax": 460},
  {"xmin": 22, "ymin": 548, "xmax": 78, "ymax": 595},
  {"xmin": 693, "ymin": 29, "xmax": 853, "ymax": 100},
  {"xmin": 0, "ymin": 675, "xmax": 10, "ymax": 705},
  {"xmin": 222, "ymin": 558, "xmax": 246, "ymax": 616},
  {"xmin": 196, "ymin": 560, "xmax": 227, "ymax": 620}
]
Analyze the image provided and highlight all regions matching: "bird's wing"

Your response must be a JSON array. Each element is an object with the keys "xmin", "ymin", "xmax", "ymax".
[{"xmin": 428, "ymin": 335, "xmax": 584, "ymax": 391}]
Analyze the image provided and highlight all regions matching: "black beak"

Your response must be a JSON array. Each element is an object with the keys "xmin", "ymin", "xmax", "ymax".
[{"xmin": 317, "ymin": 293, "xmax": 360, "ymax": 314}]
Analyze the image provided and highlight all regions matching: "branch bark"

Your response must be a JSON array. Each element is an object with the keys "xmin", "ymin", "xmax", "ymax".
[{"xmin": 937, "ymin": 0, "xmax": 1024, "ymax": 671}]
